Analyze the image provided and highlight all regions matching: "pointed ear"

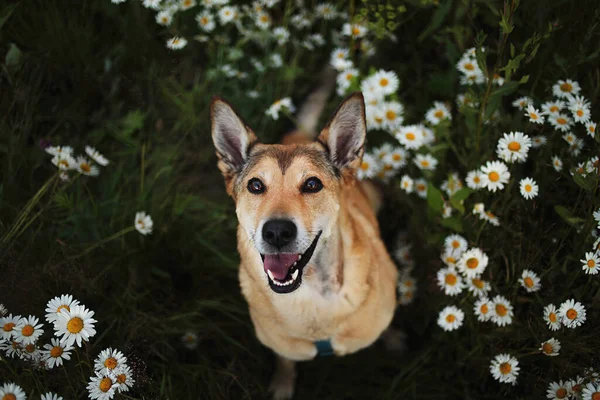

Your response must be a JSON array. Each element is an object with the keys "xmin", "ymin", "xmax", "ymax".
[
  {"xmin": 317, "ymin": 92, "xmax": 366, "ymax": 171},
  {"xmin": 211, "ymin": 97, "xmax": 258, "ymax": 179}
]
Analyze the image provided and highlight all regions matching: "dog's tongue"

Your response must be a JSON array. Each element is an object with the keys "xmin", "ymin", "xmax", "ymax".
[{"xmin": 263, "ymin": 254, "xmax": 299, "ymax": 280}]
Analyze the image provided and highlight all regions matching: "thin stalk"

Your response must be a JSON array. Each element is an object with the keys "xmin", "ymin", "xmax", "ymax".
[{"xmin": 68, "ymin": 226, "xmax": 136, "ymax": 261}]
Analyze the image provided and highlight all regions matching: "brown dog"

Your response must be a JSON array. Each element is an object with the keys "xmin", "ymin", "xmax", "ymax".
[{"xmin": 211, "ymin": 92, "xmax": 399, "ymax": 399}]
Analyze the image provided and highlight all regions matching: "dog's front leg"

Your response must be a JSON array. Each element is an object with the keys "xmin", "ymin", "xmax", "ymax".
[{"xmin": 268, "ymin": 354, "xmax": 296, "ymax": 400}]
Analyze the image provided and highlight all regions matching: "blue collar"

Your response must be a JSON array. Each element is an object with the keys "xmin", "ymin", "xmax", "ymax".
[{"xmin": 314, "ymin": 339, "xmax": 334, "ymax": 356}]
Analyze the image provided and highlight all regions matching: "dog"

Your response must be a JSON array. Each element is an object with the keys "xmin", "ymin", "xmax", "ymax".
[{"xmin": 210, "ymin": 90, "xmax": 399, "ymax": 399}]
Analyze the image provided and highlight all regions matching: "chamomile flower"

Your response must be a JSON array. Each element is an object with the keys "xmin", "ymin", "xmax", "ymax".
[
  {"xmin": 42, "ymin": 338, "xmax": 73, "ymax": 368},
  {"xmin": 134, "ymin": 211, "xmax": 153, "ymax": 235},
  {"xmin": 460, "ymin": 70, "xmax": 485, "ymax": 85},
  {"xmin": 142, "ymin": 0, "xmax": 161, "ymax": 8},
  {"xmin": 357, "ymin": 153, "xmax": 378, "ymax": 180},
  {"xmin": 519, "ymin": 269, "xmax": 541, "ymax": 292},
  {"xmin": 436, "ymin": 267, "xmax": 464, "ymax": 296},
  {"xmin": 444, "ymin": 234, "xmax": 468, "ymax": 254},
  {"xmin": 490, "ymin": 295, "xmax": 514, "ymax": 327},
  {"xmin": 456, "ymin": 56, "xmax": 481, "ymax": 75},
  {"xmin": 84, "ymin": 146, "xmax": 109, "ymax": 166},
  {"xmin": 111, "ymin": 364, "xmax": 135, "ymax": 392},
  {"xmin": 437, "ymin": 305, "xmax": 464, "ymax": 331},
  {"xmin": 532, "ymin": 135, "xmax": 547, "ymax": 148},
  {"xmin": 269, "ymin": 53, "xmax": 283, "ymax": 68},
  {"xmin": 394, "ymin": 244, "xmax": 413, "ymax": 266},
  {"xmin": 549, "ymin": 114, "xmax": 573, "ymax": 132},
  {"xmin": 396, "ymin": 125, "xmax": 424, "ymax": 149},
  {"xmin": 466, "ymin": 170, "xmax": 484, "ymax": 190},
  {"xmin": 525, "ymin": 104, "xmax": 545, "ymax": 124},
  {"xmin": 542, "ymin": 100, "xmax": 565, "ymax": 116},
  {"xmin": 519, "ymin": 178, "xmax": 539, "ymax": 200},
  {"xmin": 95, "ymin": 348, "xmax": 128, "ymax": 374},
  {"xmin": 413, "ymin": 154, "xmax": 438, "ymax": 171},
  {"xmin": 397, "ymin": 276, "xmax": 416, "ymax": 295},
  {"xmin": 0, "ymin": 383, "xmax": 27, "ymax": 400},
  {"xmin": 45, "ymin": 145, "xmax": 73, "ymax": 157},
  {"xmin": 440, "ymin": 173, "xmax": 463, "ymax": 196},
  {"xmin": 52, "ymin": 154, "xmax": 77, "ymax": 171},
  {"xmin": 342, "ymin": 23, "xmax": 368, "ymax": 38},
  {"xmin": 46, "ymin": 295, "xmax": 80, "ymax": 324},
  {"xmin": 569, "ymin": 96, "xmax": 591, "ymax": 124},
  {"xmin": 472, "ymin": 203, "xmax": 485, "ymax": 215},
  {"xmin": 196, "ymin": 11, "xmax": 216, "ymax": 31},
  {"xmin": 14, "ymin": 315, "xmax": 43, "ymax": 345},
  {"xmin": 383, "ymin": 147, "xmax": 407, "ymax": 169},
  {"xmin": 456, "ymin": 93, "xmax": 478, "ymax": 108},
  {"xmin": 156, "ymin": 11, "xmax": 173, "ymax": 26},
  {"xmin": 480, "ymin": 161, "xmax": 510, "ymax": 192},
  {"xmin": 369, "ymin": 70, "xmax": 399, "ymax": 96},
  {"xmin": 456, "ymin": 248, "xmax": 488, "ymax": 278},
  {"xmin": 88, "ymin": 372, "xmax": 119, "ymax": 400},
  {"xmin": 594, "ymin": 209, "xmax": 600, "ymax": 223},
  {"xmin": 398, "ymin": 290, "xmax": 415, "ymax": 305},
  {"xmin": 425, "ymin": 101, "xmax": 451, "ymax": 125},
  {"xmin": 1, "ymin": 314, "xmax": 21, "ymax": 341},
  {"xmin": 551, "ymin": 156, "xmax": 563, "ymax": 172},
  {"xmin": 467, "ymin": 277, "xmax": 491, "ymax": 297},
  {"xmin": 54, "ymin": 304, "xmax": 97, "ymax": 347},
  {"xmin": 585, "ymin": 122, "xmax": 597, "ymax": 137},
  {"xmin": 265, "ymin": 97, "xmax": 295, "ymax": 120},
  {"xmin": 552, "ymin": 79, "xmax": 581, "ymax": 98},
  {"xmin": 543, "ymin": 304, "xmax": 561, "ymax": 331},
  {"xmin": 336, "ymin": 68, "xmax": 358, "ymax": 95},
  {"xmin": 440, "ymin": 249, "xmax": 459, "ymax": 268},
  {"xmin": 558, "ymin": 299, "xmax": 586, "ymax": 328},
  {"xmin": 414, "ymin": 178, "xmax": 428, "ymax": 198},
  {"xmin": 569, "ymin": 137, "xmax": 584, "ymax": 156},
  {"xmin": 330, "ymin": 48, "xmax": 352, "ymax": 71},
  {"xmin": 41, "ymin": 393, "xmax": 64, "ymax": 400},
  {"xmin": 181, "ymin": 332, "xmax": 199, "ymax": 349},
  {"xmin": 581, "ymin": 252, "xmax": 600, "ymax": 275},
  {"xmin": 400, "ymin": 175, "xmax": 414, "ymax": 193},
  {"xmin": 316, "ymin": 3, "xmax": 336, "ymax": 19},
  {"xmin": 419, "ymin": 124, "xmax": 435, "ymax": 145},
  {"xmin": 512, "ymin": 96, "xmax": 532, "ymax": 111},
  {"xmin": 539, "ymin": 338, "xmax": 561, "ymax": 356},
  {"xmin": 219, "ymin": 6, "xmax": 237, "ymax": 24},
  {"xmin": 442, "ymin": 204, "xmax": 453, "ymax": 218},
  {"xmin": 381, "ymin": 101, "xmax": 404, "ymax": 130},
  {"xmin": 582, "ymin": 383, "xmax": 600, "ymax": 400},
  {"xmin": 0, "ymin": 339, "xmax": 22, "ymax": 358},
  {"xmin": 180, "ymin": 0, "xmax": 196, "ymax": 9},
  {"xmin": 166, "ymin": 36, "xmax": 188, "ymax": 50},
  {"xmin": 75, "ymin": 156, "xmax": 100, "ymax": 177},
  {"xmin": 547, "ymin": 380, "xmax": 572, "ymax": 400},
  {"xmin": 474, "ymin": 297, "xmax": 492, "ymax": 322},
  {"xmin": 490, "ymin": 354, "xmax": 519, "ymax": 385},
  {"xmin": 497, "ymin": 131, "xmax": 531, "ymax": 163},
  {"xmin": 272, "ymin": 27, "xmax": 289, "ymax": 45}
]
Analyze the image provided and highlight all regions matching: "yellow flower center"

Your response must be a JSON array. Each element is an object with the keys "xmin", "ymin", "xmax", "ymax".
[
  {"xmin": 473, "ymin": 176, "xmax": 480, "ymax": 183},
  {"xmin": 117, "ymin": 374, "xmax": 127, "ymax": 384},
  {"xmin": 525, "ymin": 184, "xmax": 532, "ymax": 192},
  {"xmin": 2, "ymin": 322, "xmax": 15, "ymax": 332},
  {"xmin": 524, "ymin": 277, "xmax": 534, "ymax": 287},
  {"xmin": 404, "ymin": 280, "xmax": 413, "ymax": 288},
  {"xmin": 375, "ymin": 116, "xmax": 383, "ymax": 123},
  {"xmin": 550, "ymin": 105, "xmax": 559, "ymax": 112},
  {"xmin": 445, "ymin": 274, "xmax": 457, "ymax": 286},
  {"xmin": 386, "ymin": 110, "xmax": 396, "ymax": 120},
  {"xmin": 591, "ymin": 393, "xmax": 600, "ymax": 400},
  {"xmin": 466, "ymin": 258, "xmax": 479, "ymax": 269},
  {"xmin": 577, "ymin": 109, "xmax": 584, "ymax": 117},
  {"xmin": 21, "ymin": 325, "xmax": 34, "ymax": 337},
  {"xmin": 57, "ymin": 304, "xmax": 70, "ymax": 313},
  {"xmin": 452, "ymin": 240, "xmax": 460, "ymax": 249},
  {"xmin": 566, "ymin": 308, "xmax": 577, "ymax": 320},
  {"xmin": 434, "ymin": 110, "xmax": 444, "ymax": 118},
  {"xmin": 445, "ymin": 314, "xmax": 456, "ymax": 323},
  {"xmin": 446, "ymin": 257, "xmax": 456, "ymax": 264},
  {"xmin": 405, "ymin": 132, "xmax": 415, "ymax": 141},
  {"xmin": 549, "ymin": 312, "xmax": 557, "ymax": 323},
  {"xmin": 417, "ymin": 184, "xmax": 425, "ymax": 191},
  {"xmin": 560, "ymin": 82, "xmax": 572, "ymax": 92},
  {"xmin": 392, "ymin": 154, "xmax": 402, "ymax": 161},
  {"xmin": 588, "ymin": 259, "xmax": 596, "ymax": 268},
  {"xmin": 260, "ymin": 14, "xmax": 268, "ymax": 22},
  {"xmin": 105, "ymin": 357, "xmax": 118, "ymax": 369},
  {"xmin": 464, "ymin": 63, "xmax": 474, "ymax": 71},
  {"xmin": 556, "ymin": 388, "xmax": 567, "ymax": 398},
  {"xmin": 80, "ymin": 163, "xmax": 91, "ymax": 173},
  {"xmin": 488, "ymin": 171, "xmax": 500, "ymax": 182},
  {"xmin": 508, "ymin": 141, "xmax": 521, "ymax": 151},
  {"xmin": 495, "ymin": 304, "xmax": 507, "ymax": 317},
  {"xmin": 472, "ymin": 278, "xmax": 484, "ymax": 289},
  {"xmin": 420, "ymin": 160, "xmax": 429, "ymax": 167},
  {"xmin": 379, "ymin": 78, "xmax": 389, "ymax": 87},
  {"xmin": 383, "ymin": 164, "xmax": 393, "ymax": 171},
  {"xmin": 556, "ymin": 117, "xmax": 567, "ymax": 125},
  {"xmin": 201, "ymin": 17, "xmax": 208, "ymax": 25},
  {"xmin": 184, "ymin": 0, "xmax": 191, "ymax": 5},
  {"xmin": 542, "ymin": 343, "xmax": 553, "ymax": 354},
  {"xmin": 360, "ymin": 162, "xmax": 369, "ymax": 171},
  {"xmin": 590, "ymin": 125, "xmax": 596, "ymax": 133},
  {"xmin": 67, "ymin": 317, "xmax": 84, "ymax": 333},
  {"xmin": 99, "ymin": 378, "xmax": 113, "ymax": 393},
  {"xmin": 3, "ymin": 394, "xmax": 17, "ymax": 400},
  {"xmin": 480, "ymin": 304, "xmax": 489, "ymax": 314},
  {"xmin": 346, "ymin": 73, "xmax": 353, "ymax": 80},
  {"xmin": 530, "ymin": 113, "xmax": 538, "ymax": 120},
  {"xmin": 352, "ymin": 27, "xmax": 360, "ymax": 35},
  {"xmin": 50, "ymin": 345, "xmax": 64, "ymax": 358},
  {"xmin": 25, "ymin": 344, "xmax": 35, "ymax": 353},
  {"xmin": 499, "ymin": 362, "xmax": 511, "ymax": 375}
]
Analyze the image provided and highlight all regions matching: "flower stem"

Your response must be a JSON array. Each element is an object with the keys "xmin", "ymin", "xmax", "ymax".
[{"xmin": 68, "ymin": 226, "xmax": 136, "ymax": 261}]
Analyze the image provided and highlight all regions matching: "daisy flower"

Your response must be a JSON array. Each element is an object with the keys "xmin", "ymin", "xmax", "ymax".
[
  {"xmin": 444, "ymin": 234, "xmax": 468, "ymax": 254},
  {"xmin": 436, "ymin": 267, "xmax": 464, "ymax": 296},
  {"xmin": 95, "ymin": 348, "xmax": 128, "ymax": 374},
  {"xmin": 75, "ymin": 156, "xmax": 100, "ymax": 176},
  {"xmin": 398, "ymin": 274, "xmax": 416, "ymax": 294},
  {"xmin": 456, "ymin": 93, "xmax": 477, "ymax": 108},
  {"xmin": 45, "ymin": 145, "xmax": 73, "ymax": 157},
  {"xmin": 14, "ymin": 315, "xmax": 43, "ymax": 345},
  {"xmin": 219, "ymin": 6, "xmax": 237, "ymax": 24},
  {"xmin": 336, "ymin": 68, "xmax": 358, "ymax": 95},
  {"xmin": 437, "ymin": 305, "xmax": 464, "ymax": 331},
  {"xmin": 460, "ymin": 70, "xmax": 486, "ymax": 85},
  {"xmin": 395, "ymin": 125, "xmax": 424, "ymax": 149},
  {"xmin": 519, "ymin": 269, "xmax": 541, "ymax": 292},
  {"xmin": 496, "ymin": 131, "xmax": 531, "ymax": 163},
  {"xmin": 547, "ymin": 380, "xmax": 572, "ymax": 400},
  {"xmin": 273, "ymin": 27, "xmax": 289, "ymax": 45},
  {"xmin": 582, "ymin": 383, "xmax": 600, "ymax": 400},
  {"xmin": 42, "ymin": 337, "xmax": 73, "ymax": 368},
  {"xmin": 87, "ymin": 372, "xmax": 120, "ymax": 400},
  {"xmin": 456, "ymin": 248, "xmax": 489, "ymax": 278},
  {"xmin": 492, "ymin": 73, "xmax": 505, "ymax": 86},
  {"xmin": 543, "ymin": 304, "xmax": 561, "ymax": 331},
  {"xmin": 532, "ymin": 135, "xmax": 547, "ymax": 148},
  {"xmin": 472, "ymin": 203, "xmax": 485, "ymax": 215},
  {"xmin": 474, "ymin": 297, "xmax": 492, "ymax": 322},
  {"xmin": 425, "ymin": 101, "xmax": 451, "ymax": 125},
  {"xmin": 265, "ymin": 97, "xmax": 295, "ymax": 120},
  {"xmin": 46, "ymin": 294, "xmax": 80, "ymax": 324},
  {"xmin": 54, "ymin": 304, "xmax": 97, "ymax": 347},
  {"xmin": 480, "ymin": 161, "xmax": 510, "ymax": 192},
  {"xmin": 370, "ymin": 70, "xmax": 399, "ymax": 96},
  {"xmin": 316, "ymin": 3, "xmax": 336, "ymax": 19},
  {"xmin": 0, "ymin": 383, "xmax": 27, "ymax": 400},
  {"xmin": 330, "ymin": 48, "xmax": 352, "ymax": 71},
  {"xmin": 552, "ymin": 79, "xmax": 581, "ymax": 98},
  {"xmin": 142, "ymin": 0, "xmax": 160, "ymax": 9},
  {"xmin": 167, "ymin": 36, "xmax": 188, "ymax": 50},
  {"xmin": 569, "ymin": 137, "xmax": 584, "ymax": 156},
  {"xmin": 512, "ymin": 96, "xmax": 532, "ymax": 110},
  {"xmin": 442, "ymin": 204, "xmax": 453, "ymax": 218},
  {"xmin": 490, "ymin": 354, "xmax": 519, "ymax": 385},
  {"xmin": 558, "ymin": 299, "xmax": 586, "ymax": 328},
  {"xmin": 398, "ymin": 290, "xmax": 415, "ymax": 305},
  {"xmin": 542, "ymin": 100, "xmax": 565, "ymax": 116},
  {"xmin": 456, "ymin": 56, "xmax": 481, "ymax": 76},
  {"xmin": 357, "ymin": 153, "xmax": 379, "ymax": 180},
  {"xmin": 180, "ymin": 0, "xmax": 196, "ymax": 9},
  {"xmin": 490, "ymin": 295, "xmax": 514, "ymax": 327},
  {"xmin": 594, "ymin": 209, "xmax": 600, "ymax": 223},
  {"xmin": 569, "ymin": 96, "xmax": 591, "ymax": 124},
  {"xmin": 419, "ymin": 124, "xmax": 435, "ymax": 145},
  {"xmin": 467, "ymin": 277, "xmax": 491, "ymax": 297},
  {"xmin": 383, "ymin": 147, "xmax": 407, "ymax": 169},
  {"xmin": 41, "ymin": 393, "xmax": 64, "ymax": 400},
  {"xmin": 525, "ymin": 104, "xmax": 544, "ymax": 124},
  {"xmin": 413, "ymin": 154, "xmax": 438, "ymax": 171},
  {"xmin": 84, "ymin": 146, "xmax": 109, "ymax": 166},
  {"xmin": 585, "ymin": 121, "xmax": 597, "ymax": 137},
  {"xmin": 549, "ymin": 114, "xmax": 573, "ymax": 132},
  {"xmin": 196, "ymin": 11, "xmax": 216, "ymax": 31},
  {"xmin": 551, "ymin": 156, "xmax": 563, "ymax": 172},
  {"xmin": 112, "ymin": 364, "xmax": 135, "ymax": 393},
  {"xmin": 440, "ymin": 249, "xmax": 459, "ymax": 268},
  {"xmin": 1, "ymin": 314, "xmax": 21, "ymax": 341},
  {"xmin": 134, "ymin": 211, "xmax": 154, "ymax": 235},
  {"xmin": 181, "ymin": 332, "xmax": 199, "ymax": 350},
  {"xmin": 342, "ymin": 23, "xmax": 368, "ymax": 38},
  {"xmin": 440, "ymin": 173, "xmax": 463, "ymax": 196},
  {"xmin": 519, "ymin": 177, "xmax": 539, "ymax": 200},
  {"xmin": 381, "ymin": 101, "xmax": 404, "ymax": 130},
  {"xmin": 581, "ymin": 252, "xmax": 600, "ymax": 275},
  {"xmin": 414, "ymin": 178, "xmax": 428, "ymax": 198},
  {"xmin": 466, "ymin": 170, "xmax": 484, "ymax": 190},
  {"xmin": 51, "ymin": 154, "xmax": 77, "ymax": 171},
  {"xmin": 155, "ymin": 11, "xmax": 173, "ymax": 26},
  {"xmin": 400, "ymin": 175, "xmax": 414, "ymax": 193},
  {"xmin": 269, "ymin": 54, "xmax": 283, "ymax": 68},
  {"xmin": 539, "ymin": 338, "xmax": 561, "ymax": 356},
  {"xmin": 394, "ymin": 244, "xmax": 412, "ymax": 265},
  {"xmin": 0, "ymin": 339, "xmax": 22, "ymax": 358}
]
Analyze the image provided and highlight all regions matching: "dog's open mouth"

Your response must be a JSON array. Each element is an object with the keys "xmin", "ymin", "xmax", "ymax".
[{"xmin": 261, "ymin": 232, "xmax": 322, "ymax": 294}]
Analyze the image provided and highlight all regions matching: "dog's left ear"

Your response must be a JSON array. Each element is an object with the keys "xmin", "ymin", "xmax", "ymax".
[{"xmin": 317, "ymin": 92, "xmax": 366, "ymax": 171}]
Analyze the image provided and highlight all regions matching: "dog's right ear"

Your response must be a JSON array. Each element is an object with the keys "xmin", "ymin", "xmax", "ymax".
[{"xmin": 211, "ymin": 97, "xmax": 258, "ymax": 184}]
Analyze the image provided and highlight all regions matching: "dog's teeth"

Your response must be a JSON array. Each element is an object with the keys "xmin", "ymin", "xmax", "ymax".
[
  {"xmin": 293, "ymin": 261, "xmax": 297, "ymax": 266},
  {"xmin": 298, "ymin": 255, "xmax": 302, "ymax": 260},
  {"xmin": 267, "ymin": 270, "xmax": 275, "ymax": 281},
  {"xmin": 292, "ymin": 270, "xmax": 299, "ymax": 280}
]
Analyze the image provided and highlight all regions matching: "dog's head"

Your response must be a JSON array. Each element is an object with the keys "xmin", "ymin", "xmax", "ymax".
[{"xmin": 211, "ymin": 93, "xmax": 366, "ymax": 294}]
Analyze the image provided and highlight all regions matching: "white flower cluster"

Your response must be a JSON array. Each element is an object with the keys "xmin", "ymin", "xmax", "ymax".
[
  {"xmin": 46, "ymin": 145, "xmax": 109, "ymax": 181},
  {"xmin": 393, "ymin": 232, "xmax": 418, "ymax": 306}
]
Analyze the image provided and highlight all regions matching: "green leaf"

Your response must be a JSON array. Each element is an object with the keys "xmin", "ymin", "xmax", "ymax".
[
  {"xmin": 490, "ymin": 81, "xmax": 519, "ymax": 98},
  {"xmin": 449, "ymin": 188, "xmax": 474, "ymax": 214},
  {"xmin": 572, "ymin": 172, "xmax": 596, "ymax": 192},
  {"xmin": 554, "ymin": 205, "xmax": 585, "ymax": 227},
  {"xmin": 440, "ymin": 216, "xmax": 464, "ymax": 233},
  {"xmin": 499, "ymin": 13, "xmax": 514, "ymax": 34},
  {"xmin": 427, "ymin": 184, "xmax": 444, "ymax": 214}
]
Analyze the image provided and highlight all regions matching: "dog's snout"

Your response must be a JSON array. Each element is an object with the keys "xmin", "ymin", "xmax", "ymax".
[{"xmin": 262, "ymin": 219, "xmax": 297, "ymax": 248}]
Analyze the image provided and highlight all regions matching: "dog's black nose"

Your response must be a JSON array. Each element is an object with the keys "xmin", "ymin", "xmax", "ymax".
[{"xmin": 262, "ymin": 219, "xmax": 297, "ymax": 248}]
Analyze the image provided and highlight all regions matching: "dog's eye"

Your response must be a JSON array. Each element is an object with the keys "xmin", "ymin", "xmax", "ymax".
[
  {"xmin": 302, "ymin": 177, "xmax": 323, "ymax": 193},
  {"xmin": 248, "ymin": 178, "xmax": 265, "ymax": 194}
]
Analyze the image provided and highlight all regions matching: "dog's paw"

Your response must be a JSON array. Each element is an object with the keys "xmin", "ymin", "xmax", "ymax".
[
  {"xmin": 268, "ymin": 375, "xmax": 295, "ymax": 400},
  {"xmin": 381, "ymin": 327, "xmax": 407, "ymax": 352}
]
